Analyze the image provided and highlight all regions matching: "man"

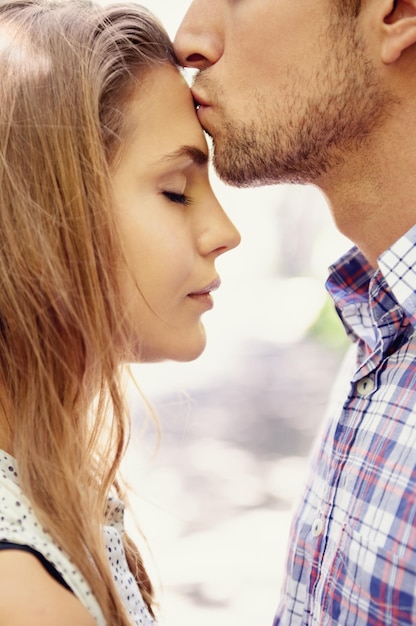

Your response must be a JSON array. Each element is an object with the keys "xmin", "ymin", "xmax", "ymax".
[{"xmin": 174, "ymin": 1, "xmax": 416, "ymax": 624}]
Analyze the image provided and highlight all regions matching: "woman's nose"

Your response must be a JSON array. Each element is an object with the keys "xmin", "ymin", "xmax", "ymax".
[
  {"xmin": 174, "ymin": 0, "xmax": 224, "ymax": 70},
  {"xmin": 199, "ymin": 198, "xmax": 241, "ymax": 258}
]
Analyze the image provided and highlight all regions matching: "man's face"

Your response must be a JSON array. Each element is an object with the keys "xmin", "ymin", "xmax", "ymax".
[{"xmin": 174, "ymin": 0, "xmax": 392, "ymax": 187}]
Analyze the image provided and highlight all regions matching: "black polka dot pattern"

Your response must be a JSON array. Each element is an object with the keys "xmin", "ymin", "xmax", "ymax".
[
  {"xmin": 0, "ymin": 450, "xmax": 156, "ymax": 625},
  {"xmin": 104, "ymin": 498, "xmax": 156, "ymax": 625}
]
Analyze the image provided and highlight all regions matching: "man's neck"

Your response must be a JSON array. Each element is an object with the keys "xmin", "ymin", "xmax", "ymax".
[{"xmin": 318, "ymin": 121, "xmax": 416, "ymax": 268}]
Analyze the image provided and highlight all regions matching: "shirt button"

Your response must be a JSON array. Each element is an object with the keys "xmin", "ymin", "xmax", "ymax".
[
  {"xmin": 312, "ymin": 518, "xmax": 324, "ymax": 538},
  {"xmin": 357, "ymin": 376, "xmax": 375, "ymax": 397}
]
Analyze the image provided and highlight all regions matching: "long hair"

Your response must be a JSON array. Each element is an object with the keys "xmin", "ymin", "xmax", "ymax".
[{"xmin": 0, "ymin": 1, "xmax": 176, "ymax": 622}]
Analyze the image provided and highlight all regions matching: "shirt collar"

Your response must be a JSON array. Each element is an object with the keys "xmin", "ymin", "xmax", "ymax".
[
  {"xmin": 378, "ymin": 224, "xmax": 416, "ymax": 326},
  {"xmin": 326, "ymin": 225, "xmax": 416, "ymax": 355}
]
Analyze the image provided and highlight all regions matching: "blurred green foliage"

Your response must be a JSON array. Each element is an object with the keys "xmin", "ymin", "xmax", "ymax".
[{"xmin": 308, "ymin": 296, "xmax": 349, "ymax": 351}]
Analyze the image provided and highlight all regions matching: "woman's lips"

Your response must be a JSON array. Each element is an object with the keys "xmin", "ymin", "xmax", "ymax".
[
  {"xmin": 188, "ymin": 277, "xmax": 221, "ymax": 309},
  {"xmin": 189, "ymin": 277, "xmax": 221, "ymax": 297}
]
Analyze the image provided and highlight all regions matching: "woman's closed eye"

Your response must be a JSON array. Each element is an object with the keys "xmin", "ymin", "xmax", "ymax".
[{"xmin": 162, "ymin": 190, "xmax": 192, "ymax": 206}]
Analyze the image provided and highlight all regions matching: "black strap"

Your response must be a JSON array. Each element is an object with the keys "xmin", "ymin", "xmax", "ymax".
[{"xmin": 0, "ymin": 541, "xmax": 73, "ymax": 593}]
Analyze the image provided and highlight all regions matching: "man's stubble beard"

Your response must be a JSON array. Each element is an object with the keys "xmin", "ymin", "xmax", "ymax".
[{"xmin": 196, "ymin": 23, "xmax": 394, "ymax": 188}]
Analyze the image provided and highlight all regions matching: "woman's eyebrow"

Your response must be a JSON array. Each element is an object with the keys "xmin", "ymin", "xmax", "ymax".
[{"xmin": 158, "ymin": 145, "xmax": 208, "ymax": 167}]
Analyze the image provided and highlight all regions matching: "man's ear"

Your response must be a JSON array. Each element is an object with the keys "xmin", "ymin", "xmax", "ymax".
[{"xmin": 382, "ymin": 0, "xmax": 416, "ymax": 63}]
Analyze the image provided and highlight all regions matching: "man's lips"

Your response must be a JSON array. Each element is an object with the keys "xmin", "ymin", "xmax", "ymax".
[
  {"xmin": 192, "ymin": 89, "xmax": 213, "ymax": 135},
  {"xmin": 191, "ymin": 88, "xmax": 211, "ymax": 109}
]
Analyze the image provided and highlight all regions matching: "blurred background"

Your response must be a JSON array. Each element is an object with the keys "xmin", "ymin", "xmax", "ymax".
[{"xmin": 99, "ymin": 1, "xmax": 352, "ymax": 624}]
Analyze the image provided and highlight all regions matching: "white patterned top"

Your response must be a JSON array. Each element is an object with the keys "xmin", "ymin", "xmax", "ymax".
[{"xmin": 0, "ymin": 449, "xmax": 156, "ymax": 626}]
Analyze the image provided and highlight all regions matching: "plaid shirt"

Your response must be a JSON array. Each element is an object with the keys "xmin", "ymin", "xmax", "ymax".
[{"xmin": 274, "ymin": 226, "xmax": 416, "ymax": 626}]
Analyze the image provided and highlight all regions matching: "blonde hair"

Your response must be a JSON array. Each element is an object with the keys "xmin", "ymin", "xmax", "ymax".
[{"xmin": 0, "ymin": 0, "xmax": 176, "ymax": 622}]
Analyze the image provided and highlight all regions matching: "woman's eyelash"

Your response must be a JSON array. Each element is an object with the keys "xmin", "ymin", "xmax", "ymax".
[{"xmin": 162, "ymin": 190, "xmax": 192, "ymax": 206}]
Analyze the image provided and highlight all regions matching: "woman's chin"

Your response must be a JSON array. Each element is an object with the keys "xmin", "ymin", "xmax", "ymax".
[
  {"xmin": 169, "ymin": 326, "xmax": 207, "ymax": 363},
  {"xmin": 125, "ymin": 325, "xmax": 207, "ymax": 364}
]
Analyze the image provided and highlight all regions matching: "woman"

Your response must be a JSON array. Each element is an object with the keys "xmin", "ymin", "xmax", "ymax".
[{"xmin": 0, "ymin": 1, "xmax": 240, "ymax": 624}]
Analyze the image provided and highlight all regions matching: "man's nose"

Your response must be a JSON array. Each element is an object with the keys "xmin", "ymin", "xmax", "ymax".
[{"xmin": 174, "ymin": 0, "xmax": 224, "ymax": 70}]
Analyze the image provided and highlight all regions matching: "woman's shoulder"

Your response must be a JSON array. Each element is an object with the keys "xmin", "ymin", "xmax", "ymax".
[
  {"xmin": 0, "ymin": 451, "xmax": 106, "ymax": 624},
  {"xmin": 0, "ymin": 549, "xmax": 96, "ymax": 625}
]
